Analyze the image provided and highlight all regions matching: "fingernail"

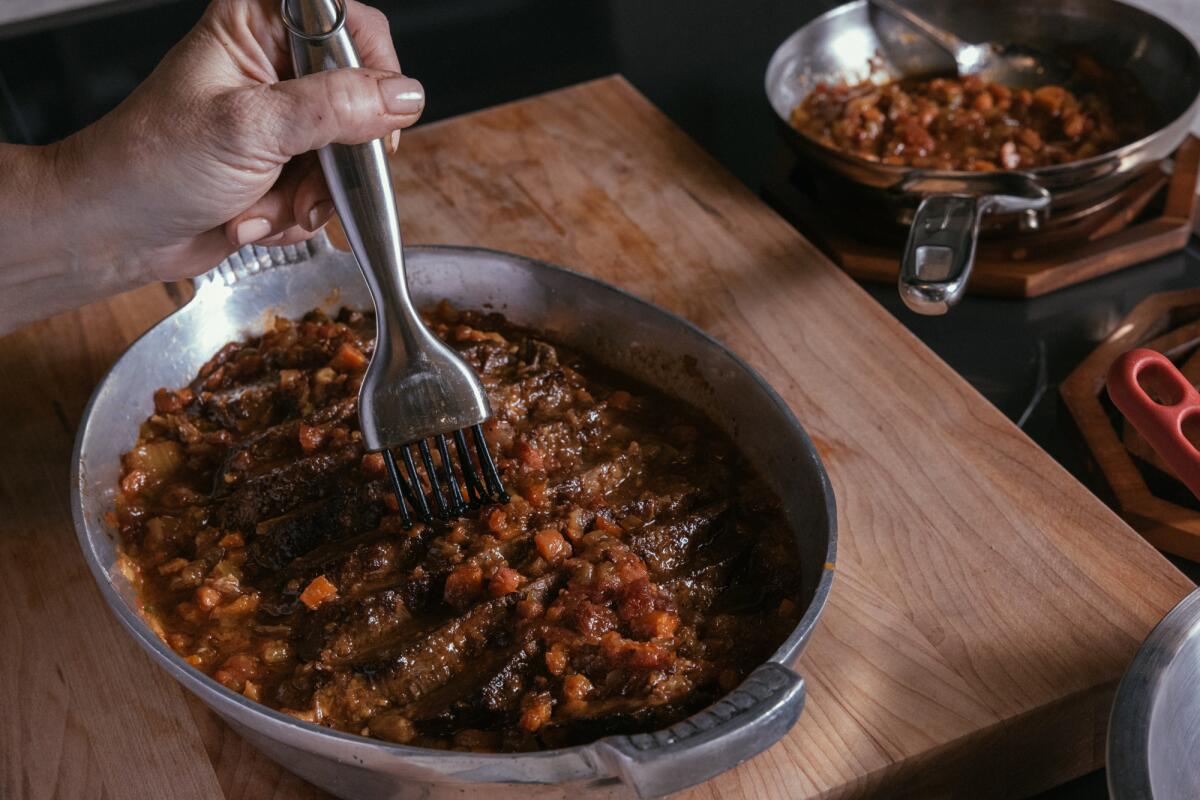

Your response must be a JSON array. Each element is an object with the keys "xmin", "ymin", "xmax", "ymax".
[
  {"xmin": 235, "ymin": 217, "xmax": 272, "ymax": 246},
  {"xmin": 388, "ymin": 129, "xmax": 401, "ymax": 153},
  {"xmin": 307, "ymin": 200, "xmax": 334, "ymax": 231},
  {"xmin": 380, "ymin": 76, "xmax": 424, "ymax": 115}
]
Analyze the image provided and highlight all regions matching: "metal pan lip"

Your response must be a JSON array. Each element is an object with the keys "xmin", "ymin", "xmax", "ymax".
[
  {"xmin": 763, "ymin": 0, "xmax": 1200, "ymax": 187},
  {"xmin": 70, "ymin": 239, "xmax": 837, "ymax": 776},
  {"xmin": 1107, "ymin": 587, "xmax": 1200, "ymax": 799}
]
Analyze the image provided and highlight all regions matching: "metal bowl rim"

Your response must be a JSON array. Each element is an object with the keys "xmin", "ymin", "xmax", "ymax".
[
  {"xmin": 1107, "ymin": 587, "xmax": 1200, "ymax": 798},
  {"xmin": 70, "ymin": 241, "xmax": 837, "ymax": 768}
]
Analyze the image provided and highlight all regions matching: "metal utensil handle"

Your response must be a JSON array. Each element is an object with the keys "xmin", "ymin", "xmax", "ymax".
[
  {"xmin": 283, "ymin": 0, "xmax": 426, "ymax": 361},
  {"xmin": 1107, "ymin": 348, "xmax": 1200, "ymax": 499},
  {"xmin": 868, "ymin": 0, "xmax": 969, "ymax": 60},
  {"xmin": 596, "ymin": 662, "xmax": 805, "ymax": 799}
]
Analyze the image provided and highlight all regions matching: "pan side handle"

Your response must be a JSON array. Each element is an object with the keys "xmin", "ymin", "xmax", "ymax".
[
  {"xmin": 897, "ymin": 175, "xmax": 1049, "ymax": 315},
  {"xmin": 594, "ymin": 662, "xmax": 805, "ymax": 799},
  {"xmin": 191, "ymin": 231, "xmax": 333, "ymax": 295}
]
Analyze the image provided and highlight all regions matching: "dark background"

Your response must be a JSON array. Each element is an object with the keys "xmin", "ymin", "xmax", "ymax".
[
  {"xmin": 0, "ymin": 0, "xmax": 824, "ymax": 189},
  {"xmin": 5, "ymin": 1, "xmax": 1198, "ymax": 797}
]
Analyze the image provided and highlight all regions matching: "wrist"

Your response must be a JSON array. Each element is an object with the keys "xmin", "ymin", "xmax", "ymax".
[{"xmin": 45, "ymin": 126, "xmax": 148, "ymax": 286}]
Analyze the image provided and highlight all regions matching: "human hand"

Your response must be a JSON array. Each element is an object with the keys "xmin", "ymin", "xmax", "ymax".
[{"xmin": 59, "ymin": 0, "xmax": 423, "ymax": 280}]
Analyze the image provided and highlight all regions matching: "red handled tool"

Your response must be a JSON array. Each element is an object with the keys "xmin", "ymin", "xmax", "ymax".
[{"xmin": 1107, "ymin": 348, "xmax": 1200, "ymax": 500}]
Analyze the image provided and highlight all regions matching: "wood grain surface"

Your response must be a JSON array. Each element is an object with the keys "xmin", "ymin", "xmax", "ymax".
[{"xmin": 1, "ymin": 76, "xmax": 1193, "ymax": 799}]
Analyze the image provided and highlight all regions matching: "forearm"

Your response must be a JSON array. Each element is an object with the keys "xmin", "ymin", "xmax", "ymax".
[{"xmin": 0, "ymin": 136, "xmax": 147, "ymax": 335}]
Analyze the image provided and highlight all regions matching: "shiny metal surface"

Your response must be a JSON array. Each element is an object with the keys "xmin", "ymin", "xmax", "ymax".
[
  {"xmin": 868, "ymin": 0, "xmax": 1070, "ymax": 86},
  {"xmin": 286, "ymin": 0, "xmax": 491, "ymax": 450},
  {"xmin": 899, "ymin": 179, "xmax": 1050, "ymax": 314},
  {"xmin": 70, "ymin": 237, "xmax": 837, "ymax": 799},
  {"xmin": 765, "ymin": 0, "xmax": 1200, "ymax": 314},
  {"xmin": 1109, "ymin": 588, "xmax": 1200, "ymax": 800}
]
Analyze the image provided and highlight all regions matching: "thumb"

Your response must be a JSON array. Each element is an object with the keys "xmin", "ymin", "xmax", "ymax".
[{"xmin": 250, "ymin": 68, "xmax": 424, "ymax": 158}]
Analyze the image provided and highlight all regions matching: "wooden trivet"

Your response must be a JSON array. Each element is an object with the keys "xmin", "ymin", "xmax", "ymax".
[
  {"xmin": 767, "ymin": 135, "xmax": 1199, "ymax": 299},
  {"xmin": 1061, "ymin": 288, "xmax": 1200, "ymax": 561}
]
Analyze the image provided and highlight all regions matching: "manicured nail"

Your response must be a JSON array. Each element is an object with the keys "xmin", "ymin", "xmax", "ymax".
[
  {"xmin": 307, "ymin": 200, "xmax": 334, "ymax": 231},
  {"xmin": 388, "ymin": 129, "xmax": 401, "ymax": 153},
  {"xmin": 235, "ymin": 217, "xmax": 272, "ymax": 246},
  {"xmin": 380, "ymin": 76, "xmax": 425, "ymax": 115}
]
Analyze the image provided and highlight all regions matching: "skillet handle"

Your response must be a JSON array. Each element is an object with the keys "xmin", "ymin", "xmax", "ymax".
[
  {"xmin": 897, "ymin": 177, "xmax": 1049, "ymax": 315},
  {"xmin": 595, "ymin": 662, "xmax": 805, "ymax": 799},
  {"xmin": 1107, "ymin": 348, "xmax": 1200, "ymax": 500},
  {"xmin": 897, "ymin": 194, "xmax": 984, "ymax": 315}
]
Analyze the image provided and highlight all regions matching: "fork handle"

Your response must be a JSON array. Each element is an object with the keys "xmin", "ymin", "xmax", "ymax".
[{"xmin": 283, "ymin": 0, "xmax": 426, "ymax": 362}]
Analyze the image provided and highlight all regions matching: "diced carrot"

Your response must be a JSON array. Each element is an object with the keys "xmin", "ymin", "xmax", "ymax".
[
  {"xmin": 534, "ymin": 529, "xmax": 571, "ymax": 564},
  {"xmin": 516, "ymin": 598, "xmax": 544, "ymax": 619},
  {"xmin": 488, "ymin": 567, "xmax": 524, "ymax": 598},
  {"xmin": 486, "ymin": 508, "xmax": 508, "ymax": 536},
  {"xmin": 516, "ymin": 440, "xmax": 544, "ymax": 470},
  {"xmin": 562, "ymin": 673, "xmax": 593, "ymax": 702},
  {"xmin": 522, "ymin": 481, "xmax": 549, "ymax": 509},
  {"xmin": 299, "ymin": 575, "xmax": 338, "ymax": 610},
  {"xmin": 632, "ymin": 610, "xmax": 679, "ymax": 640},
  {"xmin": 591, "ymin": 514, "xmax": 621, "ymax": 534},
  {"xmin": 545, "ymin": 643, "xmax": 569, "ymax": 676},
  {"xmin": 329, "ymin": 342, "xmax": 368, "ymax": 373},
  {"xmin": 519, "ymin": 692, "xmax": 553, "ymax": 733},
  {"xmin": 213, "ymin": 654, "xmax": 260, "ymax": 691},
  {"xmin": 444, "ymin": 564, "xmax": 483, "ymax": 609}
]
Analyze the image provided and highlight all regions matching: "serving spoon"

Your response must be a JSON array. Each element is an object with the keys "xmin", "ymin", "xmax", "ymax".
[{"xmin": 869, "ymin": 0, "xmax": 1072, "ymax": 87}]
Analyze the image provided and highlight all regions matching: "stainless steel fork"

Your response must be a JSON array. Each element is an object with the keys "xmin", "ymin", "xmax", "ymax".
[{"xmin": 283, "ymin": 0, "xmax": 507, "ymax": 525}]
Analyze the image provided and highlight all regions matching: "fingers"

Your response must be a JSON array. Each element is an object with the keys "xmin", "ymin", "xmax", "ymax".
[
  {"xmin": 223, "ymin": 152, "xmax": 338, "ymax": 246},
  {"xmin": 291, "ymin": 166, "xmax": 334, "ymax": 232},
  {"xmin": 247, "ymin": 67, "xmax": 424, "ymax": 159},
  {"xmin": 346, "ymin": 1, "xmax": 401, "ymax": 74}
]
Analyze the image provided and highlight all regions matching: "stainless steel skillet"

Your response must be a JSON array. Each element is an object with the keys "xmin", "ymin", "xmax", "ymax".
[
  {"xmin": 70, "ymin": 235, "xmax": 837, "ymax": 799},
  {"xmin": 766, "ymin": 0, "xmax": 1200, "ymax": 314}
]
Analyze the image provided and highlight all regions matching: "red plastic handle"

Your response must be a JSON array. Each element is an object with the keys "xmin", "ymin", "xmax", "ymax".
[{"xmin": 1106, "ymin": 348, "xmax": 1200, "ymax": 500}]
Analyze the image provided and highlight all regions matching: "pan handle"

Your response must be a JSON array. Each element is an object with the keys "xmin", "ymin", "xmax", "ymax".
[
  {"xmin": 595, "ymin": 662, "xmax": 805, "ymax": 799},
  {"xmin": 897, "ymin": 177, "xmax": 1049, "ymax": 315},
  {"xmin": 1107, "ymin": 348, "xmax": 1200, "ymax": 499}
]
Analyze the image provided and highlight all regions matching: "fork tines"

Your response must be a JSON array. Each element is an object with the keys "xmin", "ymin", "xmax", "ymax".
[{"xmin": 380, "ymin": 424, "xmax": 508, "ymax": 526}]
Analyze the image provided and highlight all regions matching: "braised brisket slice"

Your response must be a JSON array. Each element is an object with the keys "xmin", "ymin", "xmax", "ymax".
[
  {"xmin": 217, "ymin": 443, "xmax": 363, "ymax": 531},
  {"xmin": 244, "ymin": 480, "xmax": 382, "ymax": 574},
  {"xmin": 627, "ymin": 502, "xmax": 731, "ymax": 578}
]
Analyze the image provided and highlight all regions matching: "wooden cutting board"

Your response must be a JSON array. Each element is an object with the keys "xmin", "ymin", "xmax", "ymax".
[{"xmin": 1, "ymin": 76, "xmax": 1193, "ymax": 800}]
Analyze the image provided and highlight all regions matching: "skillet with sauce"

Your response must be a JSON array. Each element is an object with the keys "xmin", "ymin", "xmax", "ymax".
[{"xmin": 114, "ymin": 302, "xmax": 803, "ymax": 752}]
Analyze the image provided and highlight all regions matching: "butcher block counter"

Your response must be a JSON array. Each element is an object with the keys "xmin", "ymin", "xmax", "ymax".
[{"xmin": 1, "ymin": 76, "xmax": 1193, "ymax": 799}]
